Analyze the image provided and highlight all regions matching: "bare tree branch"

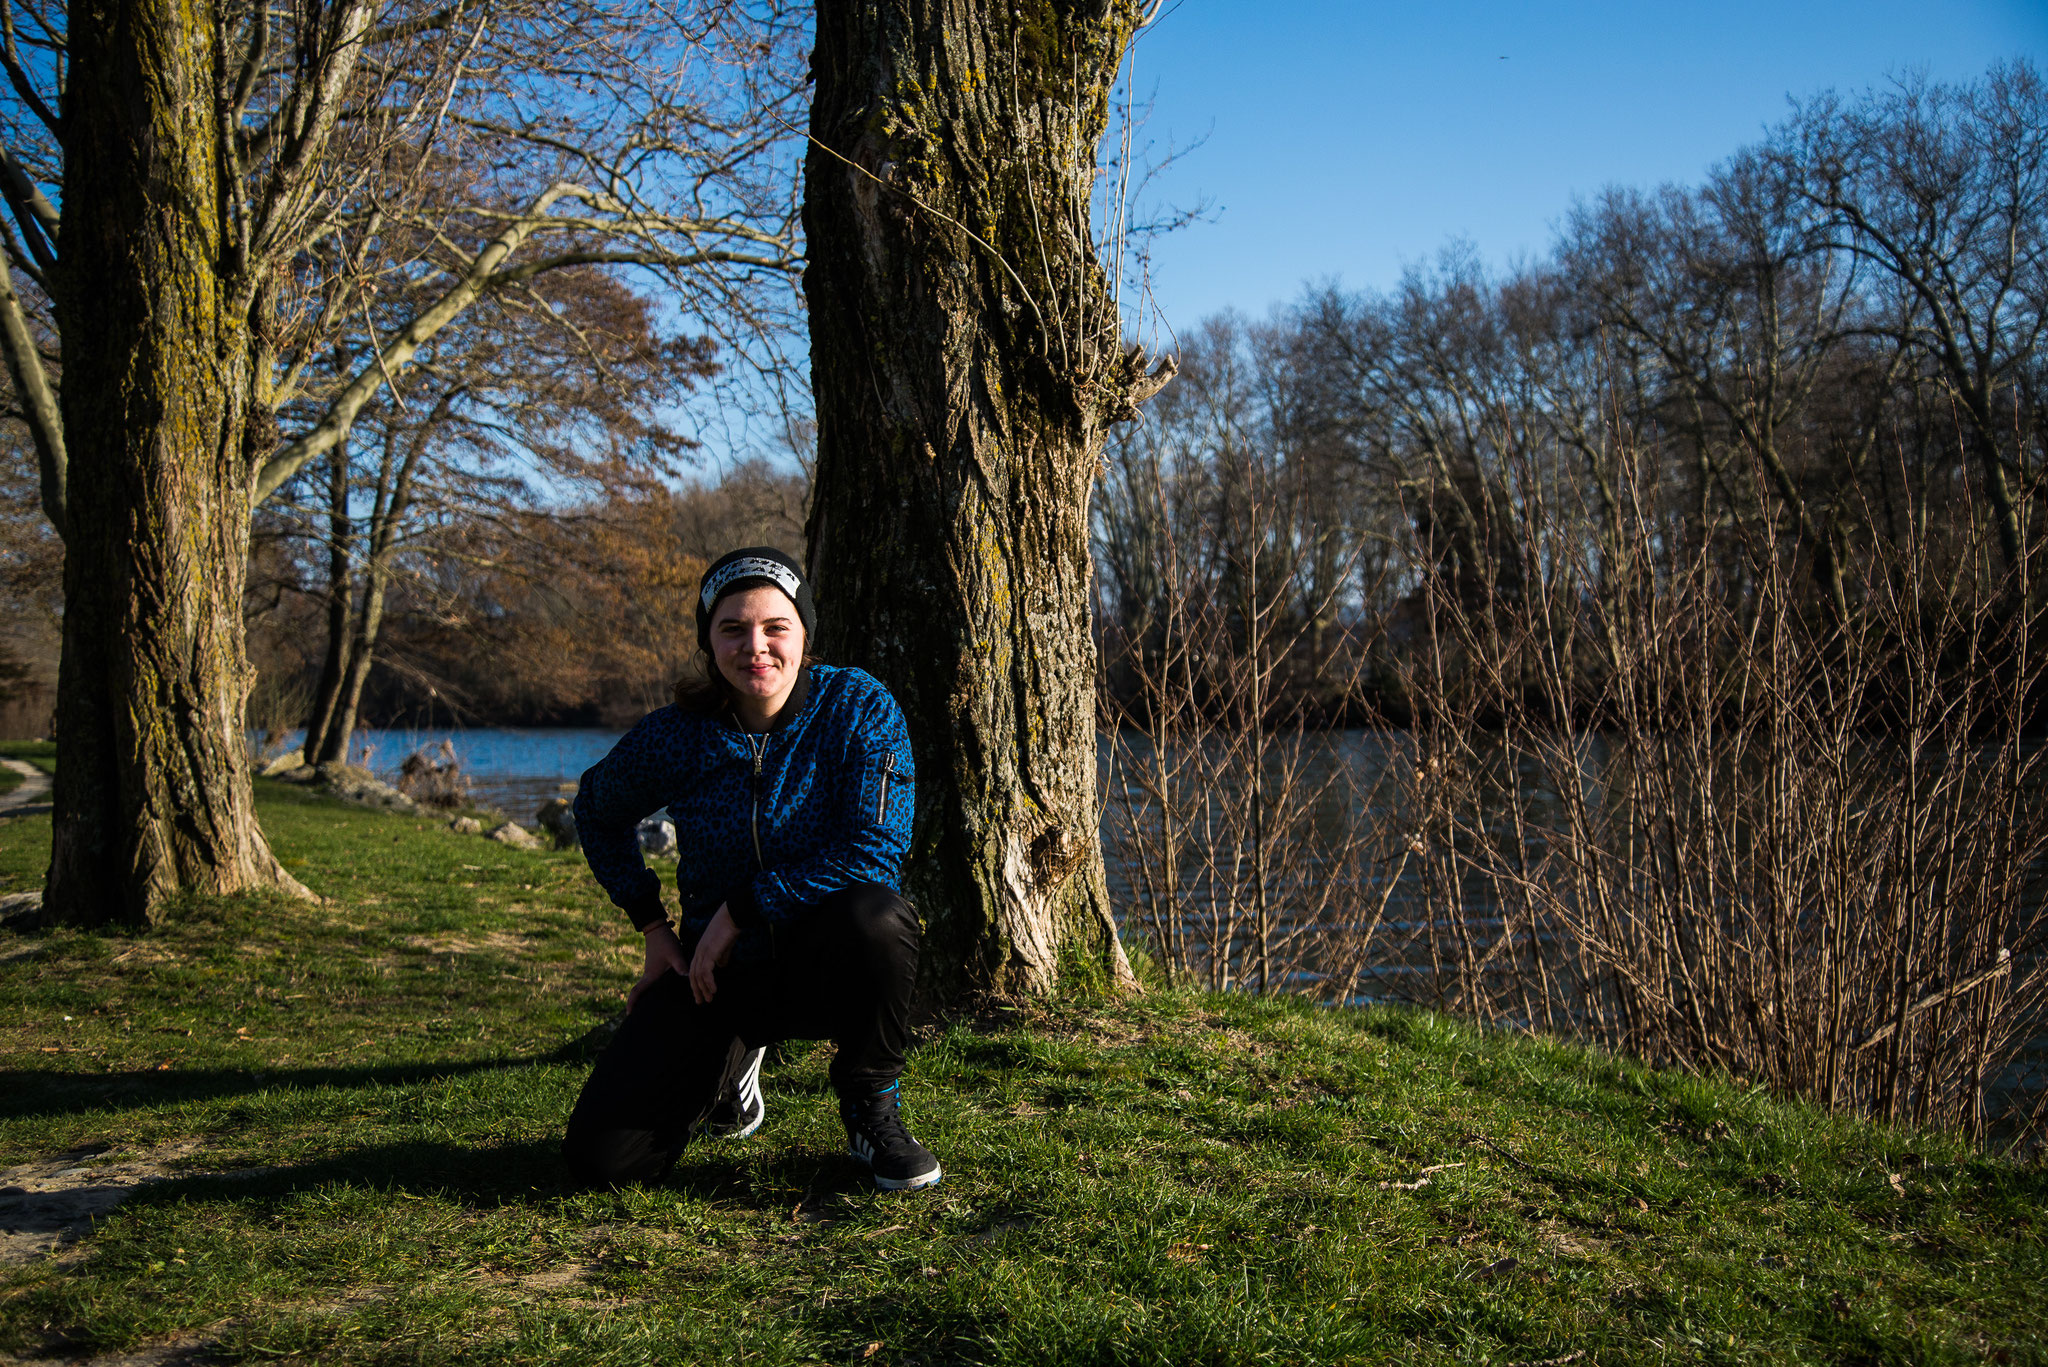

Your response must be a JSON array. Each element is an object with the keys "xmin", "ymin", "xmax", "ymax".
[
  {"xmin": 0, "ymin": 138, "xmax": 57, "ymax": 277},
  {"xmin": 0, "ymin": 218, "xmax": 62, "ymax": 534},
  {"xmin": 0, "ymin": 0, "xmax": 58, "ymax": 138},
  {"xmin": 253, "ymin": 178, "xmax": 795, "ymax": 504}
]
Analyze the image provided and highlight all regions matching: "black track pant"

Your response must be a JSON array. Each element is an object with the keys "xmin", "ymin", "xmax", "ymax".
[{"xmin": 562, "ymin": 882, "xmax": 919, "ymax": 1187}]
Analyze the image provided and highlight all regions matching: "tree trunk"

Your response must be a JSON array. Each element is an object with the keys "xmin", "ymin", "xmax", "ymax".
[
  {"xmin": 305, "ymin": 450, "xmax": 355, "ymax": 764},
  {"xmin": 328, "ymin": 546, "xmax": 395, "ymax": 758},
  {"xmin": 45, "ymin": 0, "xmax": 307, "ymax": 926},
  {"xmin": 317, "ymin": 412, "xmax": 431, "ymax": 761},
  {"xmin": 805, "ymin": 0, "xmax": 1171, "ymax": 1001}
]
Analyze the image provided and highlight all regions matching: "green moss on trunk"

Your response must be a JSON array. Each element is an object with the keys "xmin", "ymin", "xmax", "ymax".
[{"xmin": 45, "ymin": 0, "xmax": 300, "ymax": 925}]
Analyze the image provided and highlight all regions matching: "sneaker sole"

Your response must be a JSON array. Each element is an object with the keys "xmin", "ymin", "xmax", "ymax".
[
  {"xmin": 846, "ymin": 1139, "xmax": 941, "ymax": 1191},
  {"xmin": 870, "ymin": 1161, "xmax": 942, "ymax": 1192},
  {"xmin": 718, "ymin": 1107, "xmax": 765, "ymax": 1141}
]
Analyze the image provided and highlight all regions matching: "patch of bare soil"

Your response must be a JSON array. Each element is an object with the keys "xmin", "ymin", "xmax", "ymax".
[
  {"xmin": 0, "ymin": 1141, "xmax": 189, "ymax": 1268},
  {"xmin": 105, "ymin": 943, "xmax": 180, "ymax": 968},
  {"xmin": 1537, "ymin": 1219, "xmax": 1607, "ymax": 1259},
  {"xmin": 512, "ymin": 1261, "xmax": 593, "ymax": 1293},
  {"xmin": 4, "ymin": 1326, "xmax": 222, "ymax": 1367},
  {"xmin": 399, "ymin": 930, "xmax": 532, "ymax": 955},
  {"xmin": 1, "ymin": 1149, "xmax": 306, "ymax": 1367},
  {"xmin": 1070, "ymin": 1013, "xmax": 1159, "ymax": 1050},
  {"xmin": 454, "ymin": 1261, "xmax": 601, "ymax": 1312},
  {"xmin": 0, "ymin": 1139, "xmax": 267, "ymax": 1269}
]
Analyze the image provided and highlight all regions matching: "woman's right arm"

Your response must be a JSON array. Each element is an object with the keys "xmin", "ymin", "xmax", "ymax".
[{"xmin": 573, "ymin": 709, "xmax": 689, "ymax": 933}]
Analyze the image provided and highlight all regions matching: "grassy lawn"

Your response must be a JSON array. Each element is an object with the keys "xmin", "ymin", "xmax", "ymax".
[{"xmin": 0, "ymin": 782, "xmax": 2042, "ymax": 1364}]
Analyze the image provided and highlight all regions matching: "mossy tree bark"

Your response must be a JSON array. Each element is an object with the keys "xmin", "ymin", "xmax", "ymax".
[
  {"xmin": 804, "ymin": 0, "xmax": 1172, "ymax": 1000},
  {"xmin": 46, "ymin": 0, "xmax": 306, "ymax": 926}
]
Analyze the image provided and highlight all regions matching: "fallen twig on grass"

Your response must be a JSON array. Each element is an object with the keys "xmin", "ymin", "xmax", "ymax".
[
  {"xmin": 1378, "ymin": 1161, "xmax": 1466, "ymax": 1191},
  {"xmin": 1469, "ymin": 1134, "xmax": 1540, "ymax": 1172}
]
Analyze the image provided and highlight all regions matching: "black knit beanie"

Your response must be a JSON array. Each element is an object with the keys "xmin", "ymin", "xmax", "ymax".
[{"xmin": 694, "ymin": 546, "xmax": 817, "ymax": 652}]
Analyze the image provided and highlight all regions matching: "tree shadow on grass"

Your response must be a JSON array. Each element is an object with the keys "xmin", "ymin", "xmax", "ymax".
[
  {"xmin": 144, "ymin": 1136, "xmax": 577, "ymax": 1208},
  {"xmin": 105, "ymin": 1130, "xmax": 880, "ymax": 1219},
  {"xmin": 33, "ymin": 1139, "xmax": 985, "ymax": 1367},
  {"xmin": 0, "ymin": 1019, "xmax": 620, "ymax": 1121}
]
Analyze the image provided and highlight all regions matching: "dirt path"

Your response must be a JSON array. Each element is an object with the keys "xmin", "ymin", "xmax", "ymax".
[
  {"xmin": 2, "ymin": 1333, "xmax": 217, "ymax": 1366},
  {"xmin": 0, "ymin": 758, "xmax": 50, "ymax": 817}
]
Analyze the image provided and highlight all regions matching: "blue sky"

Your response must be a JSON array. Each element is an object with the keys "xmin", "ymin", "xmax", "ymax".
[{"xmin": 1123, "ymin": 0, "xmax": 2048, "ymax": 331}]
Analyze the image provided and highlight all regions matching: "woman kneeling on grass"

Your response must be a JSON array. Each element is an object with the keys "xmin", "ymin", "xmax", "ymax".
[{"xmin": 562, "ymin": 547, "xmax": 940, "ymax": 1192}]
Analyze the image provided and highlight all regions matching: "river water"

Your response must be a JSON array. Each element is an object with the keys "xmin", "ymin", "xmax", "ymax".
[
  {"xmin": 262, "ymin": 728, "xmax": 626, "ymax": 817},
  {"xmin": 266, "ymin": 726, "xmax": 1409, "ymax": 819},
  {"xmin": 273, "ymin": 725, "xmax": 1499, "ymax": 1010}
]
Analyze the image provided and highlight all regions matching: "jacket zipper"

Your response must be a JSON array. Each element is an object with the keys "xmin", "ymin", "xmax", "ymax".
[
  {"xmin": 875, "ymin": 751, "xmax": 895, "ymax": 824},
  {"xmin": 747, "ymin": 733, "xmax": 766, "ymax": 868}
]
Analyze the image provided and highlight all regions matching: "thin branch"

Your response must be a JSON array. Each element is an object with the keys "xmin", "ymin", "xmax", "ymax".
[
  {"xmin": 0, "ymin": 0, "xmax": 57, "ymax": 137},
  {"xmin": 254, "ymin": 179, "xmax": 791, "ymax": 504},
  {"xmin": 0, "ymin": 137, "xmax": 58, "ymax": 276},
  {"xmin": 0, "ymin": 235, "xmax": 64, "ymax": 535}
]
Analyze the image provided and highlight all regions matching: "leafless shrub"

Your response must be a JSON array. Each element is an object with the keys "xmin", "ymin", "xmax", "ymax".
[
  {"xmin": 1097, "ymin": 295, "xmax": 2045, "ymax": 1147},
  {"xmin": 396, "ymin": 739, "xmax": 473, "ymax": 809},
  {"xmin": 1093, "ymin": 64, "xmax": 2048, "ymax": 1147},
  {"xmin": 1097, "ymin": 345, "xmax": 1405, "ymax": 996},
  {"xmin": 1395, "ymin": 428, "xmax": 2048, "ymax": 1145}
]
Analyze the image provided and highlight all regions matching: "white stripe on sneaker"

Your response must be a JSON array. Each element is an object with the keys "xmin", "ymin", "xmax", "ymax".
[{"xmin": 736, "ymin": 1048, "xmax": 764, "ymax": 1108}]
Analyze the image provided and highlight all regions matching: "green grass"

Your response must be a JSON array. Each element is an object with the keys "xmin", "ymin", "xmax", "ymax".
[{"xmin": 0, "ymin": 784, "xmax": 2043, "ymax": 1364}]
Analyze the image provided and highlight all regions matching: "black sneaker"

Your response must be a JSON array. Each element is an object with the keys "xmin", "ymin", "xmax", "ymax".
[
  {"xmin": 703, "ymin": 1046, "xmax": 767, "ymax": 1139},
  {"xmin": 841, "ymin": 1082, "xmax": 942, "ymax": 1191}
]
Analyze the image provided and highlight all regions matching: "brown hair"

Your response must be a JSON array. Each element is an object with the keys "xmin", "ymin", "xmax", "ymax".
[{"xmin": 671, "ymin": 652, "xmax": 734, "ymax": 715}]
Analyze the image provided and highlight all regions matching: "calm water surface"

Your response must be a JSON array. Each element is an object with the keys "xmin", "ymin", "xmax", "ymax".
[{"xmin": 261, "ymin": 728, "xmax": 625, "ymax": 817}]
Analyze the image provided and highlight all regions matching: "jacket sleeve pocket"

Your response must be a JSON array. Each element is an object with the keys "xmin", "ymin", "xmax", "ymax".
[{"xmin": 859, "ymin": 744, "xmax": 913, "ymax": 830}]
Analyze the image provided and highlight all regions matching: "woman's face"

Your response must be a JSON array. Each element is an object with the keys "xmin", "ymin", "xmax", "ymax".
[{"xmin": 709, "ymin": 584, "xmax": 806, "ymax": 724}]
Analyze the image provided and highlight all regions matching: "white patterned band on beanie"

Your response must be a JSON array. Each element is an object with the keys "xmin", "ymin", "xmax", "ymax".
[
  {"xmin": 694, "ymin": 546, "xmax": 817, "ymax": 653},
  {"xmin": 699, "ymin": 555, "xmax": 801, "ymax": 611}
]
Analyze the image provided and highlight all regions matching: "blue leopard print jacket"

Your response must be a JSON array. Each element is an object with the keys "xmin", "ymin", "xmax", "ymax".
[{"xmin": 573, "ymin": 664, "xmax": 914, "ymax": 959}]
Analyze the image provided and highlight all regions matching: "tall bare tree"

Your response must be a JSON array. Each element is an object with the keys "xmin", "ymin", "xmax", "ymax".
[
  {"xmin": 1785, "ymin": 63, "xmax": 2048, "ymax": 576},
  {"xmin": 804, "ymin": 0, "xmax": 1173, "ymax": 1000},
  {"xmin": 286, "ymin": 265, "xmax": 716, "ymax": 765}
]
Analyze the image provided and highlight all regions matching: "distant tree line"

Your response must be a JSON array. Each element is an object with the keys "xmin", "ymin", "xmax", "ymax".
[{"xmin": 1096, "ymin": 63, "xmax": 2046, "ymax": 729}]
